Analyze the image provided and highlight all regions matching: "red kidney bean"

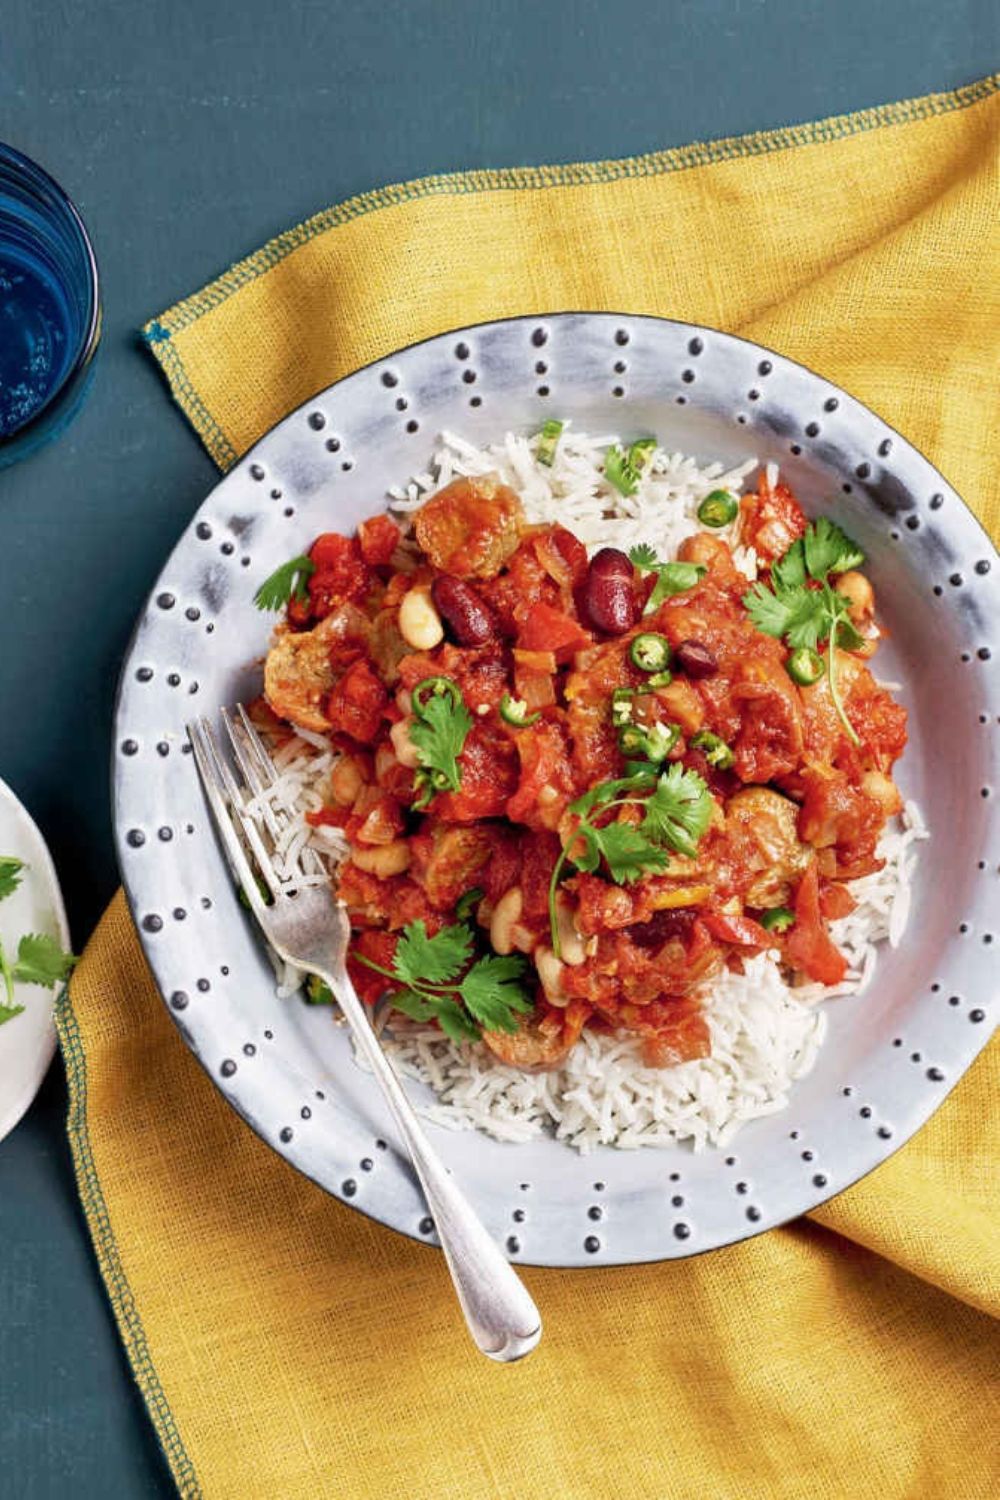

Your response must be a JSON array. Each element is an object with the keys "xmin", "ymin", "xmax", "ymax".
[
  {"xmin": 674, "ymin": 639, "xmax": 718, "ymax": 678},
  {"xmin": 582, "ymin": 548, "xmax": 639, "ymax": 635},
  {"xmin": 629, "ymin": 908, "xmax": 698, "ymax": 949},
  {"xmin": 431, "ymin": 576, "xmax": 498, "ymax": 646}
]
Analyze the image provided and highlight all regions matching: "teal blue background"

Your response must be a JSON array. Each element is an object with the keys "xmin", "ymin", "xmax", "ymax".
[{"xmin": 0, "ymin": 2, "xmax": 996, "ymax": 1493}]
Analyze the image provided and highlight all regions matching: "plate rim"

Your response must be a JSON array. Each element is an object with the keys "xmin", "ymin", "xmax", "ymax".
[{"xmin": 111, "ymin": 309, "xmax": 1000, "ymax": 1265}]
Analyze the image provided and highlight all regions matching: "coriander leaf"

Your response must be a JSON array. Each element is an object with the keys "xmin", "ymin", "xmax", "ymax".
[
  {"xmin": 640, "ymin": 764, "xmax": 714, "ymax": 860},
  {"xmin": 12, "ymin": 933, "xmax": 77, "ymax": 989},
  {"xmin": 824, "ymin": 586, "xmax": 865, "ymax": 650},
  {"xmin": 253, "ymin": 554, "xmax": 316, "ymax": 612},
  {"xmin": 592, "ymin": 822, "xmax": 672, "ymax": 883},
  {"xmin": 629, "ymin": 543, "xmax": 659, "ymax": 571},
  {"xmin": 0, "ymin": 856, "xmax": 24, "ymax": 903},
  {"xmin": 570, "ymin": 769, "xmax": 656, "ymax": 818},
  {"xmin": 803, "ymin": 517, "xmax": 864, "ymax": 579},
  {"xmin": 568, "ymin": 824, "xmax": 602, "ymax": 874},
  {"xmin": 742, "ymin": 580, "xmax": 795, "ymax": 638},
  {"xmin": 645, "ymin": 561, "xmax": 706, "ymax": 614},
  {"xmin": 771, "ymin": 539, "xmax": 807, "ymax": 591},
  {"xmin": 393, "ymin": 920, "xmax": 473, "ymax": 987},
  {"xmin": 743, "ymin": 576, "xmax": 825, "ymax": 650},
  {"xmin": 434, "ymin": 998, "xmax": 483, "ymax": 1044},
  {"xmin": 410, "ymin": 689, "xmax": 472, "ymax": 806},
  {"xmin": 604, "ymin": 444, "xmax": 639, "ymax": 498},
  {"xmin": 459, "ymin": 955, "xmax": 533, "ymax": 1032},
  {"xmin": 0, "ymin": 1002, "xmax": 25, "ymax": 1028},
  {"xmin": 782, "ymin": 590, "xmax": 827, "ymax": 652},
  {"xmin": 390, "ymin": 988, "xmax": 439, "ymax": 1025}
]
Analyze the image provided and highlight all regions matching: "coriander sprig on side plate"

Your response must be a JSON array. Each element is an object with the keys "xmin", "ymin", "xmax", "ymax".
[{"xmin": 0, "ymin": 856, "xmax": 78, "ymax": 1027}]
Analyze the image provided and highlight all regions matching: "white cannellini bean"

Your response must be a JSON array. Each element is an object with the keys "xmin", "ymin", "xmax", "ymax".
[
  {"xmin": 389, "ymin": 716, "xmax": 421, "ymax": 768},
  {"xmin": 490, "ymin": 887, "xmax": 523, "ymax": 955},
  {"xmin": 351, "ymin": 840, "xmax": 411, "ymax": 877},
  {"xmin": 555, "ymin": 895, "xmax": 586, "ymax": 966},
  {"xmin": 510, "ymin": 923, "xmax": 536, "ymax": 954},
  {"xmin": 398, "ymin": 586, "xmax": 444, "ymax": 650},
  {"xmin": 535, "ymin": 947, "xmax": 566, "ymax": 1004}
]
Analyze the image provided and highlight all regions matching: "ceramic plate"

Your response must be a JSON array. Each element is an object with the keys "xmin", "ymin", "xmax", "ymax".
[
  {"xmin": 0, "ymin": 777, "xmax": 71, "ymax": 1141},
  {"xmin": 113, "ymin": 314, "xmax": 998, "ymax": 1265}
]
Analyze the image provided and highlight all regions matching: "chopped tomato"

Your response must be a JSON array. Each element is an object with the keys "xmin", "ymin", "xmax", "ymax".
[
  {"xmin": 346, "ymin": 929, "xmax": 399, "ymax": 1006},
  {"xmin": 701, "ymin": 910, "xmax": 772, "ymax": 948},
  {"xmin": 533, "ymin": 525, "xmax": 589, "ymax": 590},
  {"xmin": 640, "ymin": 1005, "xmax": 712, "ymax": 1067},
  {"xmin": 739, "ymin": 476, "xmax": 808, "ymax": 563},
  {"xmin": 325, "ymin": 659, "xmax": 389, "ymax": 742},
  {"xmin": 819, "ymin": 882, "xmax": 857, "ymax": 920},
  {"xmin": 517, "ymin": 602, "xmax": 592, "ymax": 659},
  {"xmin": 433, "ymin": 722, "xmax": 518, "ymax": 822},
  {"xmin": 784, "ymin": 861, "xmax": 848, "ymax": 985},
  {"xmin": 308, "ymin": 533, "xmax": 374, "ymax": 618},
  {"xmin": 505, "ymin": 718, "xmax": 577, "ymax": 830},
  {"xmin": 357, "ymin": 514, "xmax": 401, "ymax": 567}
]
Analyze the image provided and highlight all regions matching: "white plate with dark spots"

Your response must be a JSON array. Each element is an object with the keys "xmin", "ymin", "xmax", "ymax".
[
  {"xmin": 0, "ymin": 777, "xmax": 72, "ymax": 1142},
  {"xmin": 113, "ymin": 314, "xmax": 998, "ymax": 1266}
]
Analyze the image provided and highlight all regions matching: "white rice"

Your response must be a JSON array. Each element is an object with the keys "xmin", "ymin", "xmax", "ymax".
[{"xmin": 260, "ymin": 429, "xmax": 925, "ymax": 1151}]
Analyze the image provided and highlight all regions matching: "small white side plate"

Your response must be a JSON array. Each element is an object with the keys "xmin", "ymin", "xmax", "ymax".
[{"xmin": 0, "ymin": 777, "xmax": 71, "ymax": 1143}]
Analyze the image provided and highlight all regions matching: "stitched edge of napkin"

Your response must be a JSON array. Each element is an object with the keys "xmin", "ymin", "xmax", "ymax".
[
  {"xmin": 56, "ymin": 986, "xmax": 202, "ymax": 1499},
  {"xmin": 140, "ymin": 72, "xmax": 1000, "ymax": 472}
]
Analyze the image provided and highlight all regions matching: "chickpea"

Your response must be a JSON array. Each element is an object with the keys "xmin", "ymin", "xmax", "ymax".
[
  {"xmin": 329, "ymin": 756, "xmax": 363, "ymax": 807},
  {"xmin": 389, "ymin": 716, "xmax": 421, "ymax": 768},
  {"xmin": 350, "ymin": 841, "xmax": 411, "ymax": 877},
  {"xmin": 834, "ymin": 570, "xmax": 875, "ymax": 625},
  {"xmin": 678, "ymin": 531, "xmax": 729, "ymax": 569},
  {"xmin": 398, "ymin": 586, "xmax": 445, "ymax": 650},
  {"xmin": 490, "ymin": 887, "xmax": 523, "ymax": 955}
]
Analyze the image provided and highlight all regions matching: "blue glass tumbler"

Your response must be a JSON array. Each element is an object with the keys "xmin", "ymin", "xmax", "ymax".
[{"xmin": 0, "ymin": 142, "xmax": 100, "ymax": 468}]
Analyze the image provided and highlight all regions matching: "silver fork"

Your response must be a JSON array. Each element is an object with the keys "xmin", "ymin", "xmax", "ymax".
[{"xmin": 187, "ymin": 708, "xmax": 542, "ymax": 1363}]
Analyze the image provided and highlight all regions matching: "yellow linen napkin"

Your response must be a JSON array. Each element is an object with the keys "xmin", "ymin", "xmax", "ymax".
[{"xmin": 66, "ymin": 76, "xmax": 999, "ymax": 1500}]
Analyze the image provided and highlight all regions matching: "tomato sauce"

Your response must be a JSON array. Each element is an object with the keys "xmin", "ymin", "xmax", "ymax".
[{"xmin": 263, "ymin": 472, "xmax": 908, "ymax": 1068}]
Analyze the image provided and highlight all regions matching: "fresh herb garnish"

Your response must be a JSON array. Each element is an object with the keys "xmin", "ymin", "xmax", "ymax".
[
  {"xmin": 0, "ymin": 931, "xmax": 78, "ymax": 1023},
  {"xmin": 629, "ymin": 547, "xmax": 706, "ymax": 615},
  {"xmin": 354, "ymin": 920, "xmax": 533, "ymax": 1043},
  {"xmin": 0, "ymin": 857, "xmax": 25, "ymax": 903},
  {"xmin": 638, "ymin": 762, "xmax": 715, "ymax": 859},
  {"xmin": 547, "ymin": 765, "xmax": 713, "ymax": 956},
  {"xmin": 742, "ymin": 516, "xmax": 867, "ymax": 745},
  {"xmin": 604, "ymin": 438, "xmax": 657, "ymax": 498},
  {"xmin": 409, "ymin": 676, "xmax": 473, "ymax": 809},
  {"xmin": 628, "ymin": 543, "xmax": 659, "ymax": 570},
  {"xmin": 253, "ymin": 554, "xmax": 316, "ymax": 612}
]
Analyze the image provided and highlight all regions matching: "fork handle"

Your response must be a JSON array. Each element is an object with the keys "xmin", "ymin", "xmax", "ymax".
[{"xmin": 317, "ymin": 967, "xmax": 542, "ymax": 1362}]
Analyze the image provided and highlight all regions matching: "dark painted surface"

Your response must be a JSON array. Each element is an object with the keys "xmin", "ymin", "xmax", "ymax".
[{"xmin": 0, "ymin": 1, "xmax": 995, "ymax": 1493}]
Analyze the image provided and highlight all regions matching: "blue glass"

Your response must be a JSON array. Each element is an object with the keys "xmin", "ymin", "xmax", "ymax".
[{"xmin": 0, "ymin": 142, "xmax": 100, "ymax": 468}]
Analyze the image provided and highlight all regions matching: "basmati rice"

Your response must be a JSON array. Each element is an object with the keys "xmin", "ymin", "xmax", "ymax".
[{"xmin": 259, "ymin": 429, "xmax": 925, "ymax": 1151}]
